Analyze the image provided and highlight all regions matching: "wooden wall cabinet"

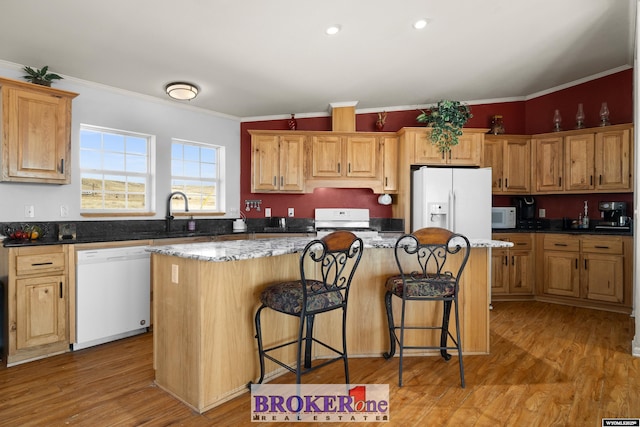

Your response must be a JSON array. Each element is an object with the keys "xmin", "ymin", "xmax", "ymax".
[
  {"xmin": 484, "ymin": 136, "xmax": 531, "ymax": 193},
  {"xmin": 412, "ymin": 128, "xmax": 483, "ymax": 166},
  {"xmin": 310, "ymin": 134, "xmax": 377, "ymax": 178},
  {"xmin": 0, "ymin": 77, "xmax": 78, "ymax": 184},
  {"xmin": 381, "ymin": 136, "xmax": 398, "ymax": 193},
  {"xmin": 250, "ymin": 132, "xmax": 305, "ymax": 193},
  {"xmin": 491, "ymin": 233, "xmax": 535, "ymax": 298},
  {"xmin": 249, "ymin": 130, "xmax": 394, "ymax": 194},
  {"xmin": 3, "ymin": 245, "xmax": 72, "ymax": 366},
  {"xmin": 532, "ymin": 124, "xmax": 633, "ymax": 194},
  {"xmin": 536, "ymin": 233, "xmax": 631, "ymax": 313}
]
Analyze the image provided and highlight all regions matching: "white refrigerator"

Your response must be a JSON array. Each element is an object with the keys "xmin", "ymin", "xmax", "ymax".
[{"xmin": 412, "ymin": 166, "xmax": 492, "ymax": 240}]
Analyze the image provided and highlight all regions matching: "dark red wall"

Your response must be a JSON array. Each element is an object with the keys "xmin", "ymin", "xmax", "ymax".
[
  {"xmin": 525, "ymin": 69, "xmax": 633, "ymax": 134},
  {"xmin": 240, "ymin": 69, "xmax": 633, "ymax": 220}
]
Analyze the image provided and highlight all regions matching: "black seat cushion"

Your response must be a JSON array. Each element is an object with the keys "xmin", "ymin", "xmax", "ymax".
[
  {"xmin": 260, "ymin": 280, "xmax": 344, "ymax": 315},
  {"xmin": 385, "ymin": 274, "xmax": 456, "ymax": 298}
]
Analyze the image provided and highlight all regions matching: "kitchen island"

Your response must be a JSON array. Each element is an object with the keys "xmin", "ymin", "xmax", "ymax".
[{"xmin": 148, "ymin": 236, "xmax": 512, "ymax": 413}]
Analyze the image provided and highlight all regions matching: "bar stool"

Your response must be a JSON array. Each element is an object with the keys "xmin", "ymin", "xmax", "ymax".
[
  {"xmin": 253, "ymin": 231, "xmax": 363, "ymax": 384},
  {"xmin": 383, "ymin": 227, "xmax": 470, "ymax": 387}
]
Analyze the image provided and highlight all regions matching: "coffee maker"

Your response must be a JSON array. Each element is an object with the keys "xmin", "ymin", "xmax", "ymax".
[
  {"xmin": 597, "ymin": 201, "xmax": 629, "ymax": 228},
  {"xmin": 512, "ymin": 196, "xmax": 541, "ymax": 229}
]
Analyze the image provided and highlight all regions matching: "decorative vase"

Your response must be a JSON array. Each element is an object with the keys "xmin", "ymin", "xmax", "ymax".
[
  {"xmin": 375, "ymin": 111, "xmax": 387, "ymax": 131},
  {"xmin": 288, "ymin": 114, "xmax": 297, "ymax": 130},
  {"xmin": 599, "ymin": 102, "xmax": 610, "ymax": 126},
  {"xmin": 575, "ymin": 103, "xmax": 585, "ymax": 129},
  {"xmin": 553, "ymin": 109, "xmax": 562, "ymax": 132}
]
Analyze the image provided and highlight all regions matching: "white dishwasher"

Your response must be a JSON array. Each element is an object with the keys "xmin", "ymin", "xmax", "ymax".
[{"xmin": 74, "ymin": 245, "xmax": 151, "ymax": 350}]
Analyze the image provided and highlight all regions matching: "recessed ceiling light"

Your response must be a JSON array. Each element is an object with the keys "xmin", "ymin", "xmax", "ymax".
[
  {"xmin": 325, "ymin": 25, "xmax": 341, "ymax": 35},
  {"xmin": 413, "ymin": 19, "xmax": 428, "ymax": 30}
]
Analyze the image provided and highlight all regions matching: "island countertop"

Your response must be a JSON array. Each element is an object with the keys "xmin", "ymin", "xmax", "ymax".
[
  {"xmin": 150, "ymin": 235, "xmax": 501, "ymax": 413},
  {"xmin": 147, "ymin": 236, "xmax": 513, "ymax": 262}
]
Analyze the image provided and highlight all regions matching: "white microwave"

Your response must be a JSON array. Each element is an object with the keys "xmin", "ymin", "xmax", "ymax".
[{"xmin": 492, "ymin": 207, "xmax": 517, "ymax": 229}]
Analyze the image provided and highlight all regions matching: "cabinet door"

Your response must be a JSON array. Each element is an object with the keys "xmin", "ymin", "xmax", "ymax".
[
  {"xmin": 346, "ymin": 135, "xmax": 377, "ymax": 178},
  {"xmin": 509, "ymin": 250, "xmax": 534, "ymax": 294},
  {"xmin": 3, "ymin": 87, "xmax": 70, "ymax": 183},
  {"xmin": 503, "ymin": 139, "xmax": 531, "ymax": 193},
  {"xmin": 311, "ymin": 135, "xmax": 343, "ymax": 177},
  {"xmin": 279, "ymin": 135, "xmax": 305, "ymax": 192},
  {"xmin": 564, "ymin": 133, "xmax": 595, "ymax": 191},
  {"xmin": 251, "ymin": 134, "xmax": 280, "ymax": 191},
  {"xmin": 16, "ymin": 275, "xmax": 67, "ymax": 349},
  {"xmin": 534, "ymin": 137, "xmax": 564, "ymax": 192},
  {"xmin": 483, "ymin": 139, "xmax": 504, "ymax": 192},
  {"xmin": 382, "ymin": 136, "xmax": 398, "ymax": 192},
  {"xmin": 582, "ymin": 254, "xmax": 623, "ymax": 303},
  {"xmin": 414, "ymin": 130, "xmax": 444, "ymax": 164},
  {"xmin": 449, "ymin": 132, "xmax": 482, "ymax": 166},
  {"xmin": 595, "ymin": 128, "xmax": 631, "ymax": 191},
  {"xmin": 490, "ymin": 248, "xmax": 509, "ymax": 294},
  {"xmin": 543, "ymin": 251, "xmax": 580, "ymax": 297}
]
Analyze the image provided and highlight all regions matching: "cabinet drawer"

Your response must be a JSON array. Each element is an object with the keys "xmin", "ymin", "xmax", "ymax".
[
  {"xmin": 16, "ymin": 252, "xmax": 66, "ymax": 276},
  {"xmin": 543, "ymin": 235, "xmax": 580, "ymax": 251},
  {"xmin": 509, "ymin": 234, "xmax": 532, "ymax": 250},
  {"xmin": 581, "ymin": 237, "xmax": 623, "ymax": 254}
]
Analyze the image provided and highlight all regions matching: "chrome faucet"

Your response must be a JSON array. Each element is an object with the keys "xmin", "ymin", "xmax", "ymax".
[{"xmin": 166, "ymin": 191, "xmax": 189, "ymax": 232}]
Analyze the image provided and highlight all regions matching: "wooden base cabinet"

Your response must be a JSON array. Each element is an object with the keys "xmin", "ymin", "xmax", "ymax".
[
  {"xmin": 491, "ymin": 233, "xmax": 534, "ymax": 299},
  {"xmin": 2, "ymin": 245, "xmax": 71, "ymax": 366},
  {"xmin": 536, "ymin": 234, "xmax": 631, "ymax": 313}
]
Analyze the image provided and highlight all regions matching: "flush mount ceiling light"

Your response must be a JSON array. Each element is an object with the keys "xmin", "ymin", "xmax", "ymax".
[
  {"xmin": 413, "ymin": 19, "xmax": 428, "ymax": 30},
  {"xmin": 165, "ymin": 82, "xmax": 199, "ymax": 100},
  {"xmin": 325, "ymin": 25, "xmax": 341, "ymax": 35}
]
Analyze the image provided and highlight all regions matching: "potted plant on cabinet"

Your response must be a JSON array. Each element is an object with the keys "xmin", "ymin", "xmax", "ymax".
[
  {"xmin": 416, "ymin": 100, "xmax": 472, "ymax": 152},
  {"xmin": 22, "ymin": 65, "xmax": 63, "ymax": 87}
]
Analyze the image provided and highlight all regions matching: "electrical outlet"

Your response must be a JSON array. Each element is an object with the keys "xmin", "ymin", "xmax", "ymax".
[
  {"xmin": 171, "ymin": 264, "xmax": 179, "ymax": 284},
  {"xmin": 265, "ymin": 207, "xmax": 272, "ymax": 217},
  {"xmin": 288, "ymin": 207, "xmax": 295, "ymax": 217},
  {"xmin": 60, "ymin": 205, "xmax": 69, "ymax": 217},
  {"xmin": 539, "ymin": 208, "xmax": 546, "ymax": 218},
  {"xmin": 24, "ymin": 205, "xmax": 35, "ymax": 218}
]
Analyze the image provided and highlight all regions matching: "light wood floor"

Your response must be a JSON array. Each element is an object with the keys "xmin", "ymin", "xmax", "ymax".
[{"xmin": 1, "ymin": 301, "xmax": 638, "ymax": 426}]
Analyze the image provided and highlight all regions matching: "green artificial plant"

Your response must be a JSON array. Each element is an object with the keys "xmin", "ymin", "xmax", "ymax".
[
  {"xmin": 22, "ymin": 65, "xmax": 63, "ymax": 87},
  {"xmin": 416, "ymin": 100, "xmax": 472, "ymax": 152}
]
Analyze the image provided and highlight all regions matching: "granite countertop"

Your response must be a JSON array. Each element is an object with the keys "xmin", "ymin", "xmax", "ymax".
[{"xmin": 147, "ymin": 236, "xmax": 513, "ymax": 262}]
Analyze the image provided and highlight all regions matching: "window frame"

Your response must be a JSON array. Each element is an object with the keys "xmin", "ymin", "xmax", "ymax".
[
  {"xmin": 79, "ymin": 124, "xmax": 156, "ymax": 215},
  {"xmin": 170, "ymin": 138, "xmax": 225, "ymax": 214}
]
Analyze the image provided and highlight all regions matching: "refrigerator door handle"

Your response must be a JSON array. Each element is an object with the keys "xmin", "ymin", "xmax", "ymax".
[{"xmin": 449, "ymin": 190, "xmax": 455, "ymax": 231}]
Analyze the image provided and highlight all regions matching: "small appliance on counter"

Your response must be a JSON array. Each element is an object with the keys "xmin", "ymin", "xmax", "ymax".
[
  {"xmin": 232, "ymin": 212, "xmax": 247, "ymax": 232},
  {"xmin": 595, "ymin": 201, "xmax": 630, "ymax": 230},
  {"xmin": 512, "ymin": 196, "xmax": 543, "ymax": 229},
  {"xmin": 491, "ymin": 207, "xmax": 516, "ymax": 229},
  {"xmin": 513, "ymin": 196, "xmax": 536, "ymax": 220}
]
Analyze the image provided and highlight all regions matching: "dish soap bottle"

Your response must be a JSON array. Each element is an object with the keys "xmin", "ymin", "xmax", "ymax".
[
  {"xmin": 582, "ymin": 200, "xmax": 589, "ymax": 229},
  {"xmin": 188, "ymin": 216, "xmax": 196, "ymax": 232}
]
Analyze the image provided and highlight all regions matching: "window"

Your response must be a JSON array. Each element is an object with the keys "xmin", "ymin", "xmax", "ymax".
[
  {"xmin": 80, "ymin": 125, "xmax": 154, "ymax": 212},
  {"xmin": 171, "ymin": 139, "xmax": 224, "ymax": 212}
]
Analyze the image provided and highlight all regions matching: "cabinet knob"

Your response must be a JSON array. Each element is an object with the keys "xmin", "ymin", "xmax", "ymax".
[{"xmin": 10, "ymin": 322, "xmax": 16, "ymax": 332}]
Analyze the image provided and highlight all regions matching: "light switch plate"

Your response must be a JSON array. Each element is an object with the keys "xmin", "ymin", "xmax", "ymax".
[
  {"xmin": 265, "ymin": 207, "xmax": 271, "ymax": 217},
  {"xmin": 539, "ymin": 208, "xmax": 546, "ymax": 218}
]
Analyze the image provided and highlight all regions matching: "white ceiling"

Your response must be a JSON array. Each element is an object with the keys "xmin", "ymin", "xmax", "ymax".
[{"xmin": 0, "ymin": 0, "xmax": 635, "ymax": 120}]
